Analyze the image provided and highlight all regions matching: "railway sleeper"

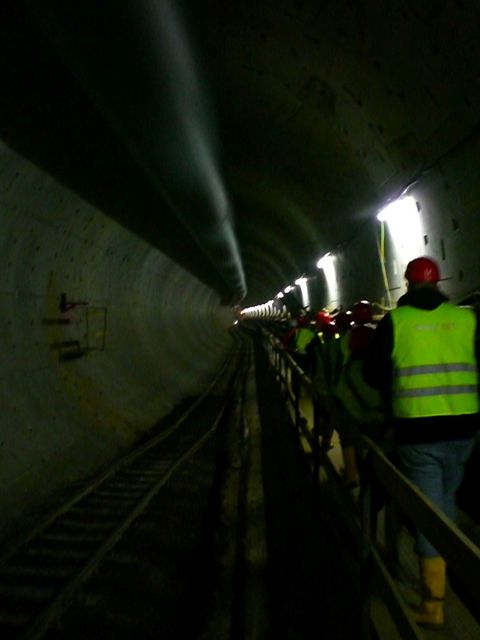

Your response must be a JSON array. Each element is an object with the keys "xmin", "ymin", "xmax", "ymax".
[
  {"xmin": 0, "ymin": 604, "xmax": 36, "ymax": 630},
  {"xmin": 59, "ymin": 518, "xmax": 119, "ymax": 530},
  {"xmin": 23, "ymin": 545, "xmax": 89, "ymax": 561},
  {"xmin": 0, "ymin": 581, "xmax": 56, "ymax": 601},
  {"xmin": 0, "ymin": 564, "xmax": 73, "ymax": 580},
  {"xmin": 38, "ymin": 532, "xmax": 106, "ymax": 545}
]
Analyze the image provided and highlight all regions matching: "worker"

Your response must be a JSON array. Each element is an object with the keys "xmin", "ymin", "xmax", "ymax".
[
  {"xmin": 329, "ymin": 310, "xmax": 353, "ymax": 385},
  {"xmin": 332, "ymin": 302, "xmax": 384, "ymax": 499},
  {"xmin": 291, "ymin": 314, "xmax": 316, "ymax": 374},
  {"xmin": 363, "ymin": 256, "xmax": 480, "ymax": 627},
  {"xmin": 302, "ymin": 310, "xmax": 337, "ymax": 451},
  {"xmin": 308, "ymin": 310, "xmax": 335, "ymax": 394},
  {"xmin": 282, "ymin": 317, "xmax": 298, "ymax": 351}
]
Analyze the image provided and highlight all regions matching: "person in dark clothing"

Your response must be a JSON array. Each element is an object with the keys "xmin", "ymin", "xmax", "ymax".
[
  {"xmin": 331, "ymin": 303, "xmax": 385, "ymax": 500},
  {"xmin": 363, "ymin": 256, "xmax": 480, "ymax": 628}
]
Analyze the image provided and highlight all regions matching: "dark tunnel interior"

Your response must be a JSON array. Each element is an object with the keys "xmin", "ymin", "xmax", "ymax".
[{"xmin": 1, "ymin": 0, "xmax": 480, "ymax": 589}]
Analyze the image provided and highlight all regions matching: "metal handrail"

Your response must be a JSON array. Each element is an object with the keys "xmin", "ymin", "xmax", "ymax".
[
  {"xmin": 263, "ymin": 330, "xmax": 480, "ymax": 639},
  {"xmin": 363, "ymin": 434, "xmax": 480, "ymax": 607}
]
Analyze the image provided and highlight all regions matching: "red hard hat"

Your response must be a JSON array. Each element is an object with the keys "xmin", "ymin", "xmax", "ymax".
[
  {"xmin": 315, "ymin": 310, "xmax": 332, "ymax": 329},
  {"xmin": 351, "ymin": 300, "xmax": 373, "ymax": 325},
  {"xmin": 405, "ymin": 257, "xmax": 440, "ymax": 284}
]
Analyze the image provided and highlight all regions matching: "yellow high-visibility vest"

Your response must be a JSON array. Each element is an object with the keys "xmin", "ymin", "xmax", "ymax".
[
  {"xmin": 391, "ymin": 303, "xmax": 479, "ymax": 418},
  {"xmin": 333, "ymin": 333, "xmax": 384, "ymax": 424},
  {"xmin": 294, "ymin": 327, "xmax": 315, "ymax": 353}
]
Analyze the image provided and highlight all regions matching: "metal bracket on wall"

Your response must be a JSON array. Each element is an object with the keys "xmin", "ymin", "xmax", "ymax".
[
  {"xmin": 59, "ymin": 292, "xmax": 89, "ymax": 313},
  {"xmin": 86, "ymin": 306, "xmax": 107, "ymax": 352}
]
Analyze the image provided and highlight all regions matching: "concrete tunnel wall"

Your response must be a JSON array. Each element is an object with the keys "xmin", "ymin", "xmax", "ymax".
[
  {"xmin": 329, "ymin": 133, "xmax": 480, "ymax": 310},
  {"xmin": 0, "ymin": 140, "xmax": 235, "ymax": 540}
]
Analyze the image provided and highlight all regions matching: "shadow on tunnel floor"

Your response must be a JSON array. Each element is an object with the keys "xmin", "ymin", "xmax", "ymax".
[
  {"xmin": 253, "ymin": 334, "xmax": 361, "ymax": 640},
  {"xmin": 457, "ymin": 440, "xmax": 480, "ymax": 525}
]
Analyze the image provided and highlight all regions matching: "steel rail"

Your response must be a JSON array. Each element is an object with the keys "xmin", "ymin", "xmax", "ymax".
[
  {"xmin": 0, "ymin": 336, "xmax": 246, "ymax": 640},
  {"xmin": 20, "ymin": 401, "xmax": 230, "ymax": 640},
  {"xmin": 0, "ymin": 340, "xmax": 240, "ymax": 568}
]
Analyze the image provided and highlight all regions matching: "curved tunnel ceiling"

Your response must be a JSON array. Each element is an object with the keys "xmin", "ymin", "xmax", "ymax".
[
  {"xmin": 1, "ymin": 0, "xmax": 480, "ymax": 539},
  {"xmin": 7, "ymin": 0, "xmax": 480, "ymax": 306},
  {"xmin": 206, "ymin": 0, "xmax": 480, "ymax": 304}
]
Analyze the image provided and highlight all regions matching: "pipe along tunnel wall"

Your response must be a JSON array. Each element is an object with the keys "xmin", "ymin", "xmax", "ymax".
[{"xmin": 0, "ymin": 140, "xmax": 235, "ymax": 540}]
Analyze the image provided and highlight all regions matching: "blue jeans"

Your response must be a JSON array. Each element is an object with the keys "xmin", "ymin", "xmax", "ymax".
[{"xmin": 397, "ymin": 439, "xmax": 475, "ymax": 557}]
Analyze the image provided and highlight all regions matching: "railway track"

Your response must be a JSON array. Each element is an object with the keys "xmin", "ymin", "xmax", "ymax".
[{"xmin": 0, "ymin": 337, "xmax": 247, "ymax": 639}]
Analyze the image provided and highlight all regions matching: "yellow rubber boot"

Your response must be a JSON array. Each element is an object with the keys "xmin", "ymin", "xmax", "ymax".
[{"xmin": 415, "ymin": 556, "xmax": 446, "ymax": 627}]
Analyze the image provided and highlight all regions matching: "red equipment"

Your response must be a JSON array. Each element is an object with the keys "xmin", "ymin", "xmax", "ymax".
[
  {"xmin": 351, "ymin": 300, "xmax": 373, "ymax": 325},
  {"xmin": 315, "ymin": 310, "xmax": 332, "ymax": 329}
]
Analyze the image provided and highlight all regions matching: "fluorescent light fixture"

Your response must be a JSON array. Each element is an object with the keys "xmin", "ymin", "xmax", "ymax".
[
  {"xmin": 316, "ymin": 252, "xmax": 334, "ymax": 270},
  {"xmin": 377, "ymin": 196, "xmax": 424, "ymax": 275},
  {"xmin": 295, "ymin": 277, "xmax": 310, "ymax": 308},
  {"xmin": 284, "ymin": 285, "xmax": 295, "ymax": 293},
  {"xmin": 377, "ymin": 196, "xmax": 417, "ymax": 222},
  {"xmin": 316, "ymin": 252, "xmax": 338, "ymax": 306},
  {"xmin": 276, "ymin": 292, "xmax": 284, "ymax": 299}
]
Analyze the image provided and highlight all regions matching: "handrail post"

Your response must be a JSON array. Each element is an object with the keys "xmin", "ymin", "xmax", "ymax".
[
  {"xmin": 293, "ymin": 368, "xmax": 301, "ymax": 439},
  {"xmin": 384, "ymin": 499, "xmax": 400, "ymax": 577},
  {"xmin": 360, "ymin": 452, "xmax": 376, "ymax": 640},
  {"xmin": 312, "ymin": 395, "xmax": 321, "ymax": 489},
  {"xmin": 278, "ymin": 351, "xmax": 282, "ymax": 389},
  {"xmin": 283, "ymin": 355, "xmax": 289, "ymax": 400}
]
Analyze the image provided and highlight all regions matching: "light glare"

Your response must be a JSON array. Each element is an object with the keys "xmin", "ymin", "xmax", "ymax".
[
  {"xmin": 377, "ymin": 196, "xmax": 424, "ymax": 274},
  {"xmin": 316, "ymin": 253, "xmax": 339, "ymax": 306},
  {"xmin": 295, "ymin": 277, "xmax": 310, "ymax": 308},
  {"xmin": 316, "ymin": 253, "xmax": 334, "ymax": 270},
  {"xmin": 377, "ymin": 196, "xmax": 416, "ymax": 222}
]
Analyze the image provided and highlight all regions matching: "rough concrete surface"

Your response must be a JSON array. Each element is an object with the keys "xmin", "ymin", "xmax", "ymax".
[{"xmin": 0, "ymin": 140, "xmax": 234, "ymax": 540}]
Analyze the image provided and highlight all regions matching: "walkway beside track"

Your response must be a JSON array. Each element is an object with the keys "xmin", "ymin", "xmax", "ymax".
[
  {"xmin": 9, "ymin": 328, "xmax": 480, "ymax": 638},
  {"xmin": 252, "ymin": 336, "xmax": 360, "ymax": 639},
  {"xmin": 261, "ymin": 327, "xmax": 480, "ymax": 640},
  {"xmin": 1, "ymin": 332, "xmax": 363, "ymax": 640}
]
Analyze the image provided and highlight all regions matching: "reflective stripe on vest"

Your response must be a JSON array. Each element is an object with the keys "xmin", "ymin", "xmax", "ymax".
[
  {"xmin": 391, "ymin": 303, "xmax": 479, "ymax": 418},
  {"xmin": 397, "ymin": 364, "xmax": 477, "ymax": 376}
]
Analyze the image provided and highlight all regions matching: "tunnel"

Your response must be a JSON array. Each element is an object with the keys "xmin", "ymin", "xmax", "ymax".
[{"xmin": 1, "ymin": 1, "xmax": 480, "ymax": 638}]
